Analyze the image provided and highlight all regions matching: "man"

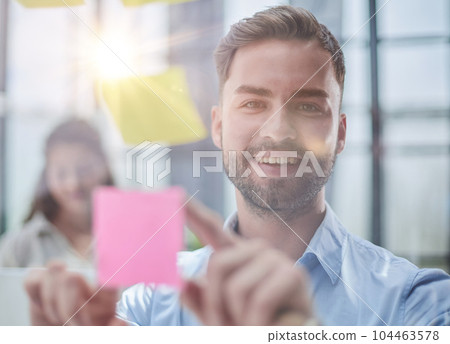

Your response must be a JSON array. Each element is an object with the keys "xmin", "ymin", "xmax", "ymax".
[{"xmin": 25, "ymin": 6, "xmax": 450, "ymax": 326}]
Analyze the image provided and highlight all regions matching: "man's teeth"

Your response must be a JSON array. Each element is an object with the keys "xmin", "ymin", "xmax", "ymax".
[{"xmin": 257, "ymin": 157, "xmax": 298, "ymax": 164}]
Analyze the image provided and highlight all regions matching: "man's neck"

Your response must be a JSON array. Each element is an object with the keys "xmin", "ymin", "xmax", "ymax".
[{"xmin": 235, "ymin": 189, "xmax": 326, "ymax": 261}]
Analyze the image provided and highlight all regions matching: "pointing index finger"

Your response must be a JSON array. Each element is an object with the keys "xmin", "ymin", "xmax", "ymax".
[{"xmin": 185, "ymin": 197, "xmax": 236, "ymax": 250}]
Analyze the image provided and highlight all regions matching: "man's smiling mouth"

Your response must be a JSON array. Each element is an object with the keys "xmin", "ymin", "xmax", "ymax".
[{"xmin": 257, "ymin": 156, "xmax": 299, "ymax": 165}]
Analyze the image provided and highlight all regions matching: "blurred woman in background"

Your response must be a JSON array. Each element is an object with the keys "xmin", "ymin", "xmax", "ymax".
[{"xmin": 0, "ymin": 119, "xmax": 114, "ymax": 268}]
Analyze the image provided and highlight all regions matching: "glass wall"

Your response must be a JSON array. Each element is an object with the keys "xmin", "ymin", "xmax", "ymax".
[
  {"xmin": 377, "ymin": 0, "xmax": 450, "ymax": 270},
  {"xmin": 333, "ymin": 0, "xmax": 449, "ymax": 271},
  {"xmin": 0, "ymin": 0, "xmax": 448, "ymax": 273}
]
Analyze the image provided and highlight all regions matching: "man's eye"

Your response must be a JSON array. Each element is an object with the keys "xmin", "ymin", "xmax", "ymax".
[
  {"xmin": 298, "ymin": 104, "xmax": 319, "ymax": 112},
  {"xmin": 243, "ymin": 101, "xmax": 263, "ymax": 109},
  {"xmin": 291, "ymin": 103, "xmax": 323, "ymax": 114}
]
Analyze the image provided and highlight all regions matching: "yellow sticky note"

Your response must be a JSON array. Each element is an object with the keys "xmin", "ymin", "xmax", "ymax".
[
  {"xmin": 16, "ymin": 0, "xmax": 84, "ymax": 7},
  {"xmin": 100, "ymin": 67, "xmax": 207, "ymax": 146},
  {"xmin": 121, "ymin": 0, "xmax": 195, "ymax": 6}
]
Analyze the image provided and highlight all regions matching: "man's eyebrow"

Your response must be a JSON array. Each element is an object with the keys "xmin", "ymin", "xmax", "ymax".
[
  {"xmin": 233, "ymin": 85, "xmax": 273, "ymax": 97},
  {"xmin": 233, "ymin": 86, "xmax": 329, "ymax": 99},
  {"xmin": 290, "ymin": 88, "xmax": 329, "ymax": 99}
]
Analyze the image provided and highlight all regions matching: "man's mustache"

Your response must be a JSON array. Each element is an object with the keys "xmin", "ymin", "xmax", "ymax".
[{"xmin": 245, "ymin": 142, "xmax": 307, "ymax": 158}]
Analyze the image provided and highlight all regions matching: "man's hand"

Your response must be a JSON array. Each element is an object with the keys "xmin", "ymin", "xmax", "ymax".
[
  {"xmin": 181, "ymin": 199, "xmax": 317, "ymax": 326},
  {"xmin": 24, "ymin": 261, "xmax": 126, "ymax": 326}
]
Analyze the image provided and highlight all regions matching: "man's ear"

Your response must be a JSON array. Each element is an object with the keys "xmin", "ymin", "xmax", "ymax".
[
  {"xmin": 211, "ymin": 105, "xmax": 222, "ymax": 149},
  {"xmin": 336, "ymin": 113, "xmax": 346, "ymax": 154}
]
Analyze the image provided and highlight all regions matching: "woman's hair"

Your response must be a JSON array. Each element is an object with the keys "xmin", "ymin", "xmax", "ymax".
[{"xmin": 24, "ymin": 119, "xmax": 114, "ymax": 223}]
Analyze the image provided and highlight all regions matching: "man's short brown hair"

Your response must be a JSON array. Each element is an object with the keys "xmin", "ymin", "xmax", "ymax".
[{"xmin": 214, "ymin": 5, "xmax": 345, "ymax": 97}]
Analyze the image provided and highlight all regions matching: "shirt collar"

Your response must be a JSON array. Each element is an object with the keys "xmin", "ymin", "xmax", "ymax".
[
  {"xmin": 223, "ymin": 202, "xmax": 347, "ymax": 285},
  {"xmin": 223, "ymin": 211, "xmax": 239, "ymax": 234},
  {"xmin": 298, "ymin": 203, "xmax": 348, "ymax": 285}
]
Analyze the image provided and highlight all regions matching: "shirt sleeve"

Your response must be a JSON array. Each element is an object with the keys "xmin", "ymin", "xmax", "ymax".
[
  {"xmin": 404, "ymin": 268, "xmax": 450, "ymax": 325},
  {"xmin": 116, "ymin": 283, "xmax": 155, "ymax": 326},
  {"xmin": 115, "ymin": 248, "xmax": 212, "ymax": 326}
]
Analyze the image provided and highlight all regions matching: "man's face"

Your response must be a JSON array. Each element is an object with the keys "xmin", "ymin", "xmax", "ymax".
[{"xmin": 211, "ymin": 39, "xmax": 346, "ymax": 215}]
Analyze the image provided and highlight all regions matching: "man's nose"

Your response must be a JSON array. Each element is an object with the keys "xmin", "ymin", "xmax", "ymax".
[{"xmin": 258, "ymin": 108, "xmax": 297, "ymax": 142}]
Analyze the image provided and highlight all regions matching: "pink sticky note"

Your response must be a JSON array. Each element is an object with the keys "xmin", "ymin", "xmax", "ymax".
[{"xmin": 93, "ymin": 186, "xmax": 185, "ymax": 288}]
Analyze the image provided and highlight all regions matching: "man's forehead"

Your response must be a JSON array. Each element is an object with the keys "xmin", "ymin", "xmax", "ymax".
[
  {"xmin": 232, "ymin": 38, "xmax": 327, "ymax": 61},
  {"xmin": 227, "ymin": 39, "xmax": 333, "ymax": 78},
  {"xmin": 224, "ymin": 42, "xmax": 336, "ymax": 93}
]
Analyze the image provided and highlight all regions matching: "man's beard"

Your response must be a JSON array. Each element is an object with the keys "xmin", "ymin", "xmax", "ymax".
[{"xmin": 223, "ymin": 139, "xmax": 336, "ymax": 220}]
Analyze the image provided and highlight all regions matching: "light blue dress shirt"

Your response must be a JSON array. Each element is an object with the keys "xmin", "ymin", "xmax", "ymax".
[{"xmin": 116, "ymin": 204, "xmax": 450, "ymax": 325}]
